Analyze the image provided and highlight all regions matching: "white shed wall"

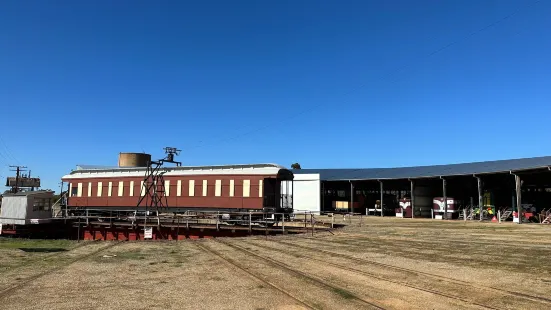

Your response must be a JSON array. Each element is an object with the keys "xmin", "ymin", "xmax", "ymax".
[
  {"xmin": 0, "ymin": 196, "xmax": 28, "ymax": 225},
  {"xmin": 291, "ymin": 173, "xmax": 321, "ymax": 213}
]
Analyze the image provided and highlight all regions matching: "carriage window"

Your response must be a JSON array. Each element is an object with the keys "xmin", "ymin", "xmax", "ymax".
[
  {"xmin": 71, "ymin": 185, "xmax": 78, "ymax": 197},
  {"xmin": 215, "ymin": 180, "xmax": 222, "ymax": 197},
  {"xmin": 243, "ymin": 180, "xmax": 250, "ymax": 197},
  {"xmin": 337, "ymin": 190, "xmax": 346, "ymax": 197},
  {"xmin": 118, "ymin": 181, "xmax": 124, "ymax": 196},
  {"xmin": 130, "ymin": 181, "xmax": 134, "ymax": 196},
  {"xmin": 259, "ymin": 180, "xmax": 263, "ymax": 197},
  {"xmin": 189, "ymin": 180, "xmax": 195, "ymax": 196},
  {"xmin": 202, "ymin": 180, "xmax": 208, "ymax": 196},
  {"xmin": 108, "ymin": 182, "xmax": 113, "ymax": 196},
  {"xmin": 229, "ymin": 180, "xmax": 234, "ymax": 197},
  {"xmin": 177, "ymin": 180, "xmax": 182, "ymax": 196},
  {"xmin": 97, "ymin": 182, "xmax": 103, "ymax": 196},
  {"xmin": 165, "ymin": 180, "xmax": 170, "ymax": 196},
  {"xmin": 88, "ymin": 182, "xmax": 92, "ymax": 197}
]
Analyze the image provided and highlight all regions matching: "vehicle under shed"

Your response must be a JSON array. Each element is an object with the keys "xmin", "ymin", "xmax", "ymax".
[{"xmin": 292, "ymin": 155, "xmax": 551, "ymax": 223}]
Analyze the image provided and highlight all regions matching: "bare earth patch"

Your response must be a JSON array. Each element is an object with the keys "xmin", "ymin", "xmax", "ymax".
[{"xmin": 1, "ymin": 217, "xmax": 551, "ymax": 309}]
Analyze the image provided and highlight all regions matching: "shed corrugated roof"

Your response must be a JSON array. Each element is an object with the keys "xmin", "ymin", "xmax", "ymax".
[{"xmin": 293, "ymin": 156, "xmax": 551, "ymax": 181}]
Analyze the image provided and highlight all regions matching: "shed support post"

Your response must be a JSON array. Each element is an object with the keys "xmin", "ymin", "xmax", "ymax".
[
  {"xmin": 321, "ymin": 182, "xmax": 325, "ymax": 213},
  {"xmin": 476, "ymin": 176, "xmax": 483, "ymax": 221},
  {"xmin": 291, "ymin": 179, "xmax": 294, "ymax": 211},
  {"xmin": 379, "ymin": 181, "xmax": 384, "ymax": 217},
  {"xmin": 442, "ymin": 178, "xmax": 447, "ymax": 220},
  {"xmin": 515, "ymin": 174, "xmax": 522, "ymax": 224},
  {"xmin": 350, "ymin": 181, "xmax": 354, "ymax": 215},
  {"xmin": 410, "ymin": 179, "xmax": 415, "ymax": 218}
]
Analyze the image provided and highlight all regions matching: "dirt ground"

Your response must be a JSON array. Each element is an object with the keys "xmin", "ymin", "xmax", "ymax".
[{"xmin": 1, "ymin": 217, "xmax": 551, "ymax": 309}]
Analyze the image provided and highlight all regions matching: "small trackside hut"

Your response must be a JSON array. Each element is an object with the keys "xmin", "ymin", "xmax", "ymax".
[{"xmin": 0, "ymin": 190, "xmax": 71, "ymax": 238}]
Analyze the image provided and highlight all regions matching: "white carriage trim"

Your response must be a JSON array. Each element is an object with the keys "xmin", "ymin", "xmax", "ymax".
[{"xmin": 62, "ymin": 163, "xmax": 286, "ymax": 180}]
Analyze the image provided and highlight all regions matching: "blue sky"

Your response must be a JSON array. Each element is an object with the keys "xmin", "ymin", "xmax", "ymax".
[{"xmin": 0, "ymin": 0, "xmax": 550, "ymax": 192}]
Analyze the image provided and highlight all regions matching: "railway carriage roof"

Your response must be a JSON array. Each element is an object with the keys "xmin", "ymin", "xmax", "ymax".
[
  {"xmin": 292, "ymin": 155, "xmax": 551, "ymax": 181},
  {"xmin": 62, "ymin": 163, "xmax": 289, "ymax": 179}
]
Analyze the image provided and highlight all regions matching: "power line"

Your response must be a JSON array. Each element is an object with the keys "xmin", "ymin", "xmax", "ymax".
[
  {"xmin": 0, "ymin": 134, "xmax": 20, "ymax": 165},
  {"xmin": 186, "ymin": 0, "xmax": 542, "ymax": 153}
]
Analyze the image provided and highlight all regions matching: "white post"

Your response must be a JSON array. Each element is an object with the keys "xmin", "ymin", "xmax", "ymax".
[
  {"xmin": 249, "ymin": 212, "xmax": 252, "ymax": 234},
  {"xmin": 498, "ymin": 210, "xmax": 502, "ymax": 224}
]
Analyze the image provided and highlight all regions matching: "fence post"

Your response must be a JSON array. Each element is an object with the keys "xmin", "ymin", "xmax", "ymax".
[
  {"xmin": 282, "ymin": 213, "xmax": 285, "ymax": 234},
  {"xmin": 463, "ymin": 209, "xmax": 466, "ymax": 221},
  {"xmin": 176, "ymin": 217, "xmax": 180, "ymax": 241},
  {"xmin": 249, "ymin": 212, "xmax": 252, "ymax": 235},
  {"xmin": 311, "ymin": 213, "xmax": 314, "ymax": 236},
  {"xmin": 77, "ymin": 216, "xmax": 81, "ymax": 242},
  {"xmin": 216, "ymin": 211, "xmax": 219, "ymax": 231}
]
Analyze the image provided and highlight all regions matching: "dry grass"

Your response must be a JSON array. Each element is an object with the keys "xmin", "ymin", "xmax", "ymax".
[{"xmin": 1, "ymin": 217, "xmax": 551, "ymax": 309}]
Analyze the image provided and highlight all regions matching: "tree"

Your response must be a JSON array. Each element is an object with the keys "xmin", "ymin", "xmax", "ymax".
[{"xmin": 291, "ymin": 163, "xmax": 301, "ymax": 169}]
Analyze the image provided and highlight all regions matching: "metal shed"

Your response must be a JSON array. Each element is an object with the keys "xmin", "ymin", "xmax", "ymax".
[{"xmin": 292, "ymin": 155, "xmax": 551, "ymax": 223}]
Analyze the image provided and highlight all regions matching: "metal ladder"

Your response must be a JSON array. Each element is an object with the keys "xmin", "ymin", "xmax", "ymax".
[
  {"xmin": 541, "ymin": 209, "xmax": 551, "ymax": 224},
  {"xmin": 500, "ymin": 210, "xmax": 512, "ymax": 221}
]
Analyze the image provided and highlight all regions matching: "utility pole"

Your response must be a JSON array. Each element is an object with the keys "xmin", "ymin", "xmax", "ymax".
[{"xmin": 9, "ymin": 165, "xmax": 27, "ymax": 194}]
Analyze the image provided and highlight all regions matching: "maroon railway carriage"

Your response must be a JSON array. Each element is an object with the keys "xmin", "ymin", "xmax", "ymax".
[{"xmin": 61, "ymin": 163, "xmax": 294, "ymax": 217}]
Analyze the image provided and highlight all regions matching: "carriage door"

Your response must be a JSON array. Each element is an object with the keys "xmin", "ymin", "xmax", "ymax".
[{"xmin": 262, "ymin": 178, "xmax": 277, "ymax": 210}]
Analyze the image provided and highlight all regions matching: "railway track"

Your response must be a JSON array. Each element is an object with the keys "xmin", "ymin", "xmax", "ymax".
[
  {"xmin": 211, "ymin": 238, "xmax": 386, "ymax": 310},
  {"xmin": 193, "ymin": 241, "xmax": 316, "ymax": 310},
  {"xmin": 331, "ymin": 231, "xmax": 551, "ymax": 250},
  {"xmin": 246, "ymin": 239, "xmax": 498, "ymax": 310},
  {"xmin": 276, "ymin": 238, "xmax": 551, "ymax": 306},
  {"xmin": 0, "ymin": 241, "xmax": 123, "ymax": 299}
]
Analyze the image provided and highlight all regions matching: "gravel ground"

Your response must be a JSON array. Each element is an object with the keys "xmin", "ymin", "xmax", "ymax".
[{"xmin": 0, "ymin": 217, "xmax": 550, "ymax": 309}]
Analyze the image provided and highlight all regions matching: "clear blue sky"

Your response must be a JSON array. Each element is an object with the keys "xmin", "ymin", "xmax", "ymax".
[{"xmin": 0, "ymin": 0, "xmax": 550, "ymax": 192}]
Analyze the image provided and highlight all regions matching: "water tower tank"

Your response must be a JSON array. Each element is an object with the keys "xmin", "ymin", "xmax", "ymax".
[{"xmin": 118, "ymin": 152, "xmax": 151, "ymax": 167}]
